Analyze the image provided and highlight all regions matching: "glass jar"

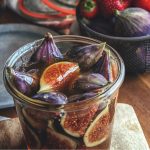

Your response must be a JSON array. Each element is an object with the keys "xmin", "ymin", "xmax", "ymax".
[{"xmin": 3, "ymin": 35, "xmax": 125, "ymax": 149}]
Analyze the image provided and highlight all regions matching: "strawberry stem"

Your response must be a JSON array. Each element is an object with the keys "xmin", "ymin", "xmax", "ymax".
[
  {"xmin": 115, "ymin": 10, "xmax": 121, "ymax": 16},
  {"xmin": 84, "ymin": 0, "xmax": 96, "ymax": 11}
]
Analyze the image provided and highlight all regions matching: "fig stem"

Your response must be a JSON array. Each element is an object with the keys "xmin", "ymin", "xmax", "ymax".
[{"xmin": 45, "ymin": 32, "xmax": 53, "ymax": 40}]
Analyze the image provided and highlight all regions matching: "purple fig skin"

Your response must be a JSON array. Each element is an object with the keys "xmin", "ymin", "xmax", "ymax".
[
  {"xmin": 115, "ymin": 8, "xmax": 150, "ymax": 37},
  {"xmin": 30, "ymin": 32, "xmax": 63, "ymax": 66},
  {"xmin": 10, "ymin": 68, "xmax": 39, "ymax": 96},
  {"xmin": 68, "ymin": 92, "xmax": 97, "ymax": 103},
  {"xmin": 22, "ymin": 62, "xmax": 44, "ymax": 73},
  {"xmin": 72, "ymin": 73, "xmax": 108, "ymax": 92},
  {"xmin": 93, "ymin": 51, "xmax": 113, "ymax": 82},
  {"xmin": 66, "ymin": 43, "xmax": 106, "ymax": 70},
  {"xmin": 32, "ymin": 92, "xmax": 68, "ymax": 105}
]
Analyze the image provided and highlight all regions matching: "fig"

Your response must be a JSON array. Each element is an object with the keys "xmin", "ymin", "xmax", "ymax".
[
  {"xmin": 30, "ymin": 32, "xmax": 63, "ymax": 66},
  {"xmin": 114, "ymin": 8, "xmax": 150, "ymax": 37},
  {"xmin": 83, "ymin": 105, "xmax": 110, "ymax": 147},
  {"xmin": 46, "ymin": 120, "xmax": 77, "ymax": 149},
  {"xmin": 70, "ymin": 73, "xmax": 108, "ymax": 93},
  {"xmin": 68, "ymin": 92, "xmax": 97, "ymax": 103},
  {"xmin": 39, "ymin": 61, "xmax": 80, "ymax": 92},
  {"xmin": 8, "ymin": 67, "xmax": 39, "ymax": 96},
  {"xmin": 22, "ymin": 108, "xmax": 47, "ymax": 130},
  {"xmin": 32, "ymin": 92, "xmax": 68, "ymax": 104},
  {"xmin": 93, "ymin": 51, "xmax": 113, "ymax": 82},
  {"xmin": 60, "ymin": 103, "xmax": 99, "ymax": 137},
  {"xmin": 66, "ymin": 43, "xmax": 106, "ymax": 70}
]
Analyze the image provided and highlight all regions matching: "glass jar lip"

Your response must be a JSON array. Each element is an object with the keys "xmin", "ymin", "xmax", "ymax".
[{"xmin": 3, "ymin": 35, "xmax": 125, "ymax": 111}]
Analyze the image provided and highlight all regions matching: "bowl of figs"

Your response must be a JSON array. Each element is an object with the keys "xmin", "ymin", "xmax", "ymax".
[
  {"xmin": 3, "ymin": 33, "xmax": 125, "ymax": 149},
  {"xmin": 76, "ymin": 0, "xmax": 150, "ymax": 73}
]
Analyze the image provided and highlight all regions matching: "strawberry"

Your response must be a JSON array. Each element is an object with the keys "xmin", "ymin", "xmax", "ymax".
[
  {"xmin": 98, "ymin": 0, "xmax": 132, "ymax": 17},
  {"xmin": 133, "ymin": 0, "xmax": 150, "ymax": 11},
  {"xmin": 80, "ymin": 0, "xmax": 99, "ymax": 19}
]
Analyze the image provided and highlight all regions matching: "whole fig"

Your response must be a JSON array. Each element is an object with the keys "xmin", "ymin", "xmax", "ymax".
[
  {"xmin": 9, "ymin": 68, "xmax": 39, "ymax": 96},
  {"xmin": 93, "ymin": 51, "xmax": 113, "ymax": 82},
  {"xmin": 30, "ymin": 32, "xmax": 63, "ymax": 66},
  {"xmin": 32, "ymin": 92, "xmax": 68, "ymax": 105},
  {"xmin": 70, "ymin": 73, "xmax": 108, "ymax": 92},
  {"xmin": 66, "ymin": 43, "xmax": 106, "ymax": 70},
  {"xmin": 114, "ymin": 8, "xmax": 150, "ymax": 37},
  {"xmin": 68, "ymin": 92, "xmax": 97, "ymax": 103}
]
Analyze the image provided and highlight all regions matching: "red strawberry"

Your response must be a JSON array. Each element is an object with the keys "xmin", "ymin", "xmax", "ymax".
[
  {"xmin": 80, "ymin": 0, "xmax": 99, "ymax": 19},
  {"xmin": 99, "ymin": 0, "xmax": 132, "ymax": 17},
  {"xmin": 133, "ymin": 0, "xmax": 150, "ymax": 11}
]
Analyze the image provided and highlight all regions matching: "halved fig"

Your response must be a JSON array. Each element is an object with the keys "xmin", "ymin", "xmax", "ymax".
[
  {"xmin": 39, "ymin": 61, "xmax": 80, "ymax": 92},
  {"xmin": 22, "ymin": 108, "xmax": 47, "ymax": 130},
  {"xmin": 46, "ymin": 120, "xmax": 77, "ymax": 149},
  {"xmin": 83, "ymin": 105, "xmax": 110, "ymax": 147},
  {"xmin": 60, "ymin": 104, "xmax": 99, "ymax": 137}
]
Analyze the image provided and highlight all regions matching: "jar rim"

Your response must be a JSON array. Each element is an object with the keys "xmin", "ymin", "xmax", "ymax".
[{"xmin": 3, "ymin": 35, "xmax": 125, "ymax": 111}]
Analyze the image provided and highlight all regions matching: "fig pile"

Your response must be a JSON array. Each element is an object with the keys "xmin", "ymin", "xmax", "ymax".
[{"xmin": 9, "ymin": 33, "xmax": 118, "ymax": 149}]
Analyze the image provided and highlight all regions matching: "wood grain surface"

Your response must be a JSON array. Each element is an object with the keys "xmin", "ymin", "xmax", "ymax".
[
  {"xmin": 0, "ymin": 7, "xmax": 150, "ymax": 147},
  {"xmin": 119, "ymin": 73, "xmax": 150, "ymax": 146}
]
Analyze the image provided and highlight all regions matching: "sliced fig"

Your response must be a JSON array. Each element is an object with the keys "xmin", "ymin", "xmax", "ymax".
[
  {"xmin": 39, "ymin": 61, "xmax": 80, "ymax": 92},
  {"xmin": 60, "ymin": 104, "xmax": 99, "ymax": 137},
  {"xmin": 22, "ymin": 108, "xmax": 47, "ymax": 130},
  {"xmin": 21, "ymin": 118, "xmax": 41, "ymax": 149},
  {"xmin": 46, "ymin": 120, "xmax": 77, "ymax": 149},
  {"xmin": 83, "ymin": 105, "xmax": 110, "ymax": 147}
]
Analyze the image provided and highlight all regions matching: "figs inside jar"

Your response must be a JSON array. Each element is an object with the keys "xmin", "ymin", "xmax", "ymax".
[
  {"xmin": 46, "ymin": 120, "xmax": 77, "ymax": 149},
  {"xmin": 83, "ymin": 105, "xmax": 110, "ymax": 147},
  {"xmin": 20, "ymin": 118, "xmax": 41, "ymax": 149},
  {"xmin": 22, "ymin": 108, "xmax": 47, "ymax": 130},
  {"xmin": 60, "ymin": 103, "xmax": 99, "ymax": 137}
]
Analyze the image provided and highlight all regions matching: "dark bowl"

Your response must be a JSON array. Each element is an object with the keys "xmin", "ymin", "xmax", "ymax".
[{"xmin": 76, "ymin": 4, "xmax": 150, "ymax": 73}]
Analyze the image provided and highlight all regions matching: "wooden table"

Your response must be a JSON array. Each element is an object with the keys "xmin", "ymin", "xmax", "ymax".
[{"xmin": 0, "ymin": 8, "xmax": 150, "ymax": 147}]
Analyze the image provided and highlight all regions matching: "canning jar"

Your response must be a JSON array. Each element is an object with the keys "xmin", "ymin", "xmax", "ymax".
[{"xmin": 3, "ymin": 35, "xmax": 125, "ymax": 149}]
